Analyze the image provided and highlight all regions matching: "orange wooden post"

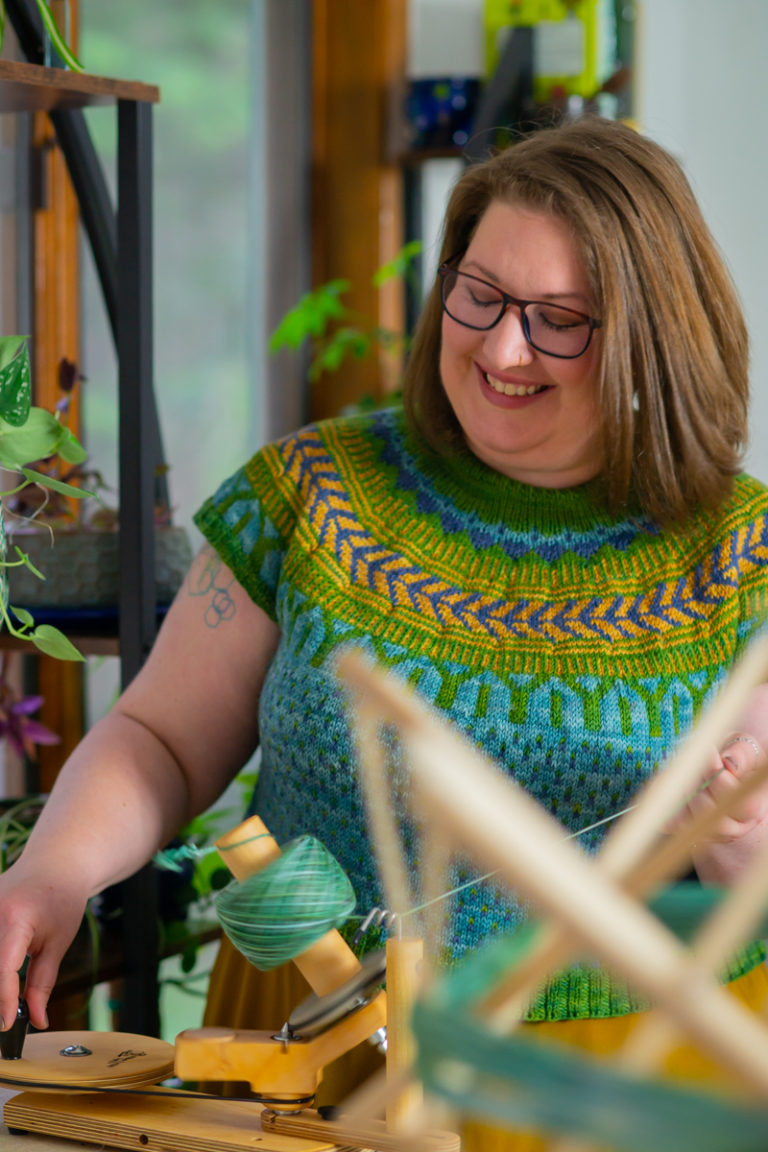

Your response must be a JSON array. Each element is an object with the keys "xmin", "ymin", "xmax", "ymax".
[
  {"xmin": 310, "ymin": 0, "xmax": 407, "ymax": 419},
  {"xmin": 31, "ymin": 0, "xmax": 85, "ymax": 797}
]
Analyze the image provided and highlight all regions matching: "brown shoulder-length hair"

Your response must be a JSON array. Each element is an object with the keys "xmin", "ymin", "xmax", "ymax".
[{"xmin": 402, "ymin": 117, "xmax": 749, "ymax": 526}]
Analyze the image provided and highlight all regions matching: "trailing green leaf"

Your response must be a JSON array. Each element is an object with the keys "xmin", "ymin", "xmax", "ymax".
[
  {"xmin": 0, "ymin": 599, "xmax": 81, "ymax": 661},
  {"xmin": 50, "ymin": 425, "xmax": 89, "ymax": 465},
  {"xmin": 19, "ymin": 467, "xmax": 94, "ymax": 500},
  {"xmin": 11, "ymin": 550, "xmax": 46, "ymax": 581},
  {"xmin": 34, "ymin": 0, "xmax": 84, "ymax": 72},
  {"xmin": 0, "ymin": 339, "xmax": 32, "ymax": 427},
  {"xmin": 0, "ymin": 334, "xmax": 26, "ymax": 373},
  {"xmin": 3, "ymin": 600, "xmax": 82, "ymax": 660},
  {"xmin": 0, "ymin": 407, "xmax": 88, "ymax": 470},
  {"xmin": 28, "ymin": 624, "xmax": 85, "ymax": 661},
  {"xmin": 9, "ymin": 606, "xmax": 36, "ymax": 628}
]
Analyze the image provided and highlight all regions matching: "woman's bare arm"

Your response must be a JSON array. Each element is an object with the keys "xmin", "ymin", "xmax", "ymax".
[{"xmin": 0, "ymin": 546, "xmax": 280, "ymax": 1031}]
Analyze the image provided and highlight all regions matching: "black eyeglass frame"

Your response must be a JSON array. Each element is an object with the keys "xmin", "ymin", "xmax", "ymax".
[{"xmin": 438, "ymin": 262, "xmax": 602, "ymax": 360}]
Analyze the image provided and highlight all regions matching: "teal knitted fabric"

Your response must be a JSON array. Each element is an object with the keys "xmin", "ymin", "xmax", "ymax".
[{"xmin": 194, "ymin": 406, "xmax": 768, "ymax": 1020}]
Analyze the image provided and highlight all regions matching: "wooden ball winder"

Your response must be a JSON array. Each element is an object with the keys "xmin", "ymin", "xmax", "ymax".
[{"xmin": 1, "ymin": 815, "xmax": 459, "ymax": 1152}]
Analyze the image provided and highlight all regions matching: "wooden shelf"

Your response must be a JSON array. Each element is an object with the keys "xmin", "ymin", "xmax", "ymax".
[
  {"xmin": 0, "ymin": 48, "xmax": 165, "ymax": 1035},
  {"xmin": 0, "ymin": 607, "xmax": 172, "ymax": 658},
  {"xmin": 0, "ymin": 630, "xmax": 119, "ymax": 657},
  {"xmin": 0, "ymin": 58, "xmax": 159, "ymax": 112},
  {"xmin": 398, "ymin": 146, "xmax": 467, "ymax": 164}
]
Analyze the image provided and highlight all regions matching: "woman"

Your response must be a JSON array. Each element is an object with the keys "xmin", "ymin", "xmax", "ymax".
[{"xmin": 1, "ymin": 117, "xmax": 767, "ymax": 1149}]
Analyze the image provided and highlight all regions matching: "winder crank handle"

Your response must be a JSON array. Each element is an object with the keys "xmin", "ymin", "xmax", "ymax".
[{"xmin": 0, "ymin": 997, "xmax": 29, "ymax": 1060}]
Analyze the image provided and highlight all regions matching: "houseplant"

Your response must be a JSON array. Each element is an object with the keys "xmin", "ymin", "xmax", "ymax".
[
  {"xmin": 0, "ymin": 333, "xmax": 95, "ymax": 1006},
  {"xmin": 269, "ymin": 240, "xmax": 422, "ymax": 406},
  {"xmin": 0, "ymin": 0, "xmax": 83, "ymax": 71},
  {"xmin": 3, "ymin": 354, "xmax": 193, "ymax": 612},
  {"xmin": 0, "ymin": 334, "xmax": 87, "ymax": 658}
]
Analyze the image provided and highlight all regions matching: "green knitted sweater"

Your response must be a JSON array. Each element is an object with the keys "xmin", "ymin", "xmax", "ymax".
[{"xmin": 194, "ymin": 406, "xmax": 768, "ymax": 1020}]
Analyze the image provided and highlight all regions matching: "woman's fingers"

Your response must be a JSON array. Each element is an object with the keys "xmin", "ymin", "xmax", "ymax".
[
  {"xmin": 695, "ymin": 733, "xmax": 768, "ymax": 841},
  {"xmin": 0, "ymin": 879, "xmax": 86, "ymax": 1033}
]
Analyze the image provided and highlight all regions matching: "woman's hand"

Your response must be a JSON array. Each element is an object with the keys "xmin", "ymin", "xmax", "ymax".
[
  {"xmin": 684, "ymin": 733, "xmax": 768, "ymax": 885},
  {"xmin": 686, "ymin": 732, "xmax": 768, "ymax": 884},
  {"xmin": 0, "ymin": 862, "xmax": 87, "ymax": 1033},
  {"xmin": 668, "ymin": 682, "xmax": 768, "ymax": 885}
]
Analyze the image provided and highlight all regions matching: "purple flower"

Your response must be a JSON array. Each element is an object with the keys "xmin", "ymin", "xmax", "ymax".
[{"xmin": 0, "ymin": 684, "xmax": 60, "ymax": 761}]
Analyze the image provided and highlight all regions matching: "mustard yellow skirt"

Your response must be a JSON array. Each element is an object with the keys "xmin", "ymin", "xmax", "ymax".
[{"xmin": 203, "ymin": 936, "xmax": 768, "ymax": 1151}]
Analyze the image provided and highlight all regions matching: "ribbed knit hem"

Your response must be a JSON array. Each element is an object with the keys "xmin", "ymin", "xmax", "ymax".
[{"xmin": 524, "ymin": 940, "xmax": 767, "ymax": 1021}]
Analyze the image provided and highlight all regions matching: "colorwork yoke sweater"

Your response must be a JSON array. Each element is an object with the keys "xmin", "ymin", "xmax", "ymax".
[{"xmin": 194, "ymin": 406, "xmax": 768, "ymax": 1020}]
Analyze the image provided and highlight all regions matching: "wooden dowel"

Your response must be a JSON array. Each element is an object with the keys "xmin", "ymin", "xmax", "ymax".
[
  {"xmin": 480, "ymin": 756, "xmax": 768, "ymax": 1027},
  {"xmin": 338, "ymin": 654, "xmax": 768, "ymax": 1093},
  {"xmin": 386, "ymin": 936, "xmax": 424, "ymax": 1132},
  {"xmin": 621, "ymin": 829, "xmax": 768, "ymax": 1078},
  {"xmin": 401, "ymin": 721, "xmax": 768, "ymax": 1093},
  {"xmin": 215, "ymin": 813, "xmax": 281, "ymax": 879},
  {"xmin": 599, "ymin": 631, "xmax": 768, "ymax": 875},
  {"xmin": 694, "ymin": 838, "xmax": 768, "ymax": 969},
  {"xmin": 416, "ymin": 817, "xmax": 451, "ymax": 984},
  {"xmin": 353, "ymin": 701, "xmax": 415, "ymax": 924}
]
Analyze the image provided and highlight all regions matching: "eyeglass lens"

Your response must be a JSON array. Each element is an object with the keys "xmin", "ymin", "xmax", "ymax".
[{"xmin": 441, "ymin": 268, "xmax": 593, "ymax": 357}]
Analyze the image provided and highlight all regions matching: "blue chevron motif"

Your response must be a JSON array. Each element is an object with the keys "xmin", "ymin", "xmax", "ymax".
[{"xmin": 275, "ymin": 423, "xmax": 768, "ymax": 646}]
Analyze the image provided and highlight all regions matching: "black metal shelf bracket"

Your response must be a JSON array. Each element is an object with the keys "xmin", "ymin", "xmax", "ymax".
[{"xmin": 5, "ymin": 0, "xmax": 163, "ymax": 1038}]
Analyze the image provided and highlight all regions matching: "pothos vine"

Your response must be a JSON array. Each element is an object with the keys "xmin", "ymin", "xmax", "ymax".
[
  {"xmin": 0, "ymin": 335, "xmax": 88, "ymax": 661},
  {"xmin": 0, "ymin": 0, "xmax": 83, "ymax": 72}
]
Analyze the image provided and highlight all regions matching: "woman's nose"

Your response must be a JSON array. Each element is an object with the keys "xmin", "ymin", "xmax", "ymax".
[{"xmin": 482, "ymin": 305, "xmax": 534, "ymax": 368}]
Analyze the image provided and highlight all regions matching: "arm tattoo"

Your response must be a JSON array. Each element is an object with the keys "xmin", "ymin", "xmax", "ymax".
[{"xmin": 187, "ymin": 546, "xmax": 237, "ymax": 628}]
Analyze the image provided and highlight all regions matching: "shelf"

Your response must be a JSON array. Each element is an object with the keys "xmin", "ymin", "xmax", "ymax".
[
  {"xmin": 0, "ymin": 58, "xmax": 159, "ymax": 111},
  {"xmin": 0, "ymin": 630, "xmax": 119, "ymax": 657},
  {"xmin": 0, "ymin": 606, "xmax": 172, "ymax": 657},
  {"xmin": 398, "ymin": 146, "xmax": 467, "ymax": 164},
  {"xmin": 0, "ymin": 44, "xmax": 164, "ymax": 1037}
]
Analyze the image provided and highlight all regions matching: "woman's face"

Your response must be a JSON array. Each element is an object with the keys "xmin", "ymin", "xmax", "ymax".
[{"xmin": 439, "ymin": 200, "xmax": 603, "ymax": 488}]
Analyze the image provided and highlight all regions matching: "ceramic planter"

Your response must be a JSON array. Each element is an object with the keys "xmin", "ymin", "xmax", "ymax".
[{"xmin": 7, "ymin": 525, "xmax": 193, "ymax": 610}]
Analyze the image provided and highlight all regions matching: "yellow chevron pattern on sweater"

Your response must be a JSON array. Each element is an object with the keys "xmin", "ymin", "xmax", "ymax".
[{"xmin": 262, "ymin": 416, "xmax": 768, "ymax": 657}]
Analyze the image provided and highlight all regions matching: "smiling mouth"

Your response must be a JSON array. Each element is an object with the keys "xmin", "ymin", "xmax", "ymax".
[{"xmin": 485, "ymin": 372, "xmax": 547, "ymax": 397}]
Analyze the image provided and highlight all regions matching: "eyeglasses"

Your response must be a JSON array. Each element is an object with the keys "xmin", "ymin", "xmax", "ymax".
[{"xmin": 438, "ymin": 264, "xmax": 601, "ymax": 359}]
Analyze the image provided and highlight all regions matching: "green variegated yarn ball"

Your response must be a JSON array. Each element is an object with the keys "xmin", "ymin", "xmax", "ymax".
[{"xmin": 214, "ymin": 835, "xmax": 357, "ymax": 970}]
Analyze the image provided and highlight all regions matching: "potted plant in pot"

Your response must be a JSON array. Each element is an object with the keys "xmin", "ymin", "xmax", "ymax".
[
  {"xmin": 0, "ymin": 335, "xmax": 88, "ymax": 658},
  {"xmin": 3, "ymin": 355, "xmax": 193, "ymax": 616}
]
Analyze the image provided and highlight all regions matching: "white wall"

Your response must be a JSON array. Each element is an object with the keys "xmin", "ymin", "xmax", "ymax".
[
  {"xmin": 249, "ymin": 0, "xmax": 311, "ymax": 446},
  {"xmin": 627, "ymin": 0, "xmax": 768, "ymax": 482}
]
